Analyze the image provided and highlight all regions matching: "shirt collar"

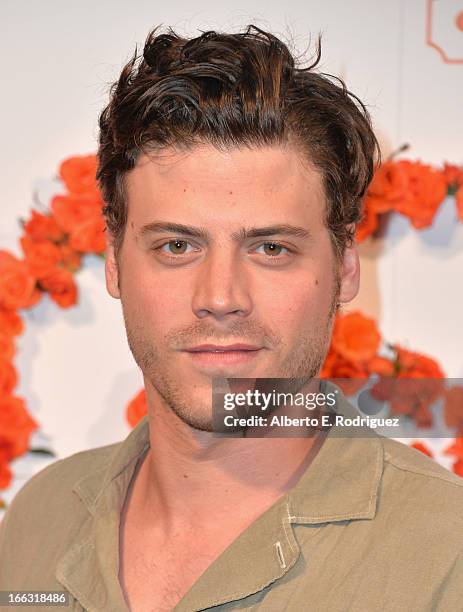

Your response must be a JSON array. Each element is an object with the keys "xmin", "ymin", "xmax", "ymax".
[
  {"xmin": 56, "ymin": 383, "xmax": 384, "ymax": 611},
  {"xmin": 72, "ymin": 414, "xmax": 150, "ymax": 517},
  {"xmin": 73, "ymin": 381, "xmax": 383, "ymax": 522},
  {"xmin": 287, "ymin": 390, "xmax": 383, "ymax": 523}
]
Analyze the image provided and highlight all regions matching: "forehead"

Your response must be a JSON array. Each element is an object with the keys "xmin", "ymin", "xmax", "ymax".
[{"xmin": 124, "ymin": 144, "xmax": 327, "ymax": 227}]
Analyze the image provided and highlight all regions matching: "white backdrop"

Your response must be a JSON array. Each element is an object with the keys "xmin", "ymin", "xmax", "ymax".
[{"xmin": 1, "ymin": 0, "xmax": 463, "ymax": 507}]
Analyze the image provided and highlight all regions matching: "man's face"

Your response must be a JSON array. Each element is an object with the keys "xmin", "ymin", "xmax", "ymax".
[{"xmin": 105, "ymin": 144, "xmax": 359, "ymax": 431}]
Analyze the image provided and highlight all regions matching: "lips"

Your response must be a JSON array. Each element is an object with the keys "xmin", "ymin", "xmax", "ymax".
[
  {"xmin": 185, "ymin": 343, "xmax": 261, "ymax": 352},
  {"xmin": 182, "ymin": 343, "xmax": 264, "ymax": 369}
]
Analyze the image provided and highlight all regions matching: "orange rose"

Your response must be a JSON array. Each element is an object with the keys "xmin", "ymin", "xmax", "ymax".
[
  {"xmin": 444, "ymin": 437, "xmax": 463, "ymax": 459},
  {"xmin": 51, "ymin": 193, "xmax": 103, "ymax": 234},
  {"xmin": 0, "ymin": 395, "xmax": 38, "ymax": 459},
  {"xmin": 395, "ymin": 345, "xmax": 445, "ymax": 379},
  {"xmin": 443, "ymin": 386, "xmax": 463, "ymax": 435},
  {"xmin": 0, "ymin": 358, "xmax": 17, "ymax": 394},
  {"xmin": 321, "ymin": 345, "xmax": 369, "ymax": 396},
  {"xmin": 410, "ymin": 441, "xmax": 433, "ymax": 457},
  {"xmin": 452, "ymin": 460, "xmax": 463, "ymax": 478},
  {"xmin": 390, "ymin": 394, "xmax": 434, "ymax": 428},
  {"xmin": 442, "ymin": 162, "xmax": 463, "ymax": 191},
  {"xmin": 20, "ymin": 236, "xmax": 62, "ymax": 279},
  {"xmin": 0, "ymin": 459, "xmax": 12, "ymax": 490},
  {"xmin": 370, "ymin": 377, "xmax": 395, "ymax": 403},
  {"xmin": 371, "ymin": 344, "xmax": 444, "ymax": 429},
  {"xmin": 0, "ymin": 307, "xmax": 23, "ymax": 336},
  {"xmin": 456, "ymin": 186, "xmax": 463, "ymax": 222},
  {"xmin": 127, "ymin": 389, "xmax": 148, "ymax": 428},
  {"xmin": 22, "ymin": 210, "xmax": 64, "ymax": 242},
  {"xmin": 59, "ymin": 244, "xmax": 82, "ymax": 272},
  {"xmin": 444, "ymin": 438, "xmax": 463, "ymax": 477},
  {"xmin": 0, "ymin": 447, "xmax": 11, "ymax": 465},
  {"xmin": 367, "ymin": 355, "xmax": 395, "ymax": 376},
  {"xmin": 39, "ymin": 268, "xmax": 77, "ymax": 308},
  {"xmin": 371, "ymin": 378, "xmax": 413, "ymax": 404},
  {"xmin": 59, "ymin": 155, "xmax": 99, "ymax": 195},
  {"xmin": 355, "ymin": 204, "xmax": 378, "ymax": 242},
  {"xmin": 327, "ymin": 360, "xmax": 369, "ymax": 396},
  {"xmin": 394, "ymin": 160, "xmax": 447, "ymax": 229},
  {"xmin": 410, "ymin": 411, "xmax": 433, "ymax": 435},
  {"xmin": 69, "ymin": 216, "xmax": 106, "ymax": 254},
  {"xmin": 328, "ymin": 358, "xmax": 369, "ymax": 380},
  {"xmin": 366, "ymin": 161, "xmax": 410, "ymax": 214},
  {"xmin": 0, "ymin": 333, "xmax": 15, "ymax": 361},
  {"xmin": 331, "ymin": 311, "xmax": 381, "ymax": 362},
  {"xmin": 0, "ymin": 251, "xmax": 41, "ymax": 310}
]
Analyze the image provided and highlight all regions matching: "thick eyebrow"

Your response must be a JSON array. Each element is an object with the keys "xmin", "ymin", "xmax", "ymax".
[{"xmin": 138, "ymin": 222, "xmax": 312, "ymax": 243}]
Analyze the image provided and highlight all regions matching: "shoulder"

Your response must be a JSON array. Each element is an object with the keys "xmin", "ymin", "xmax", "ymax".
[
  {"xmin": 378, "ymin": 435, "xmax": 463, "ymax": 529},
  {"xmin": 0, "ymin": 415, "xmax": 149, "ymax": 545},
  {"xmin": 0, "ymin": 414, "xmax": 151, "ymax": 589},
  {"xmin": 0, "ymin": 441, "xmax": 124, "ymax": 588},
  {"xmin": 381, "ymin": 435, "xmax": 463, "ymax": 488},
  {"xmin": 0, "ymin": 441, "xmax": 121, "ymax": 544},
  {"xmin": 12, "ymin": 441, "xmax": 120, "ymax": 507}
]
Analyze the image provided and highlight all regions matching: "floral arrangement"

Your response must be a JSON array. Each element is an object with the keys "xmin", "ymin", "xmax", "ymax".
[
  {"xmin": 0, "ymin": 156, "xmax": 104, "ymax": 502},
  {"xmin": 1, "ymin": 153, "xmax": 463, "ymax": 506},
  {"xmin": 356, "ymin": 154, "xmax": 463, "ymax": 240}
]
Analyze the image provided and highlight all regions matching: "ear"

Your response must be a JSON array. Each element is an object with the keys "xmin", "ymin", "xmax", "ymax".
[
  {"xmin": 338, "ymin": 233, "xmax": 360, "ymax": 304},
  {"xmin": 105, "ymin": 233, "xmax": 121, "ymax": 299}
]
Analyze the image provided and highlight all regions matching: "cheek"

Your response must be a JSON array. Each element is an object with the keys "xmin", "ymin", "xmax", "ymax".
[
  {"xmin": 131, "ymin": 285, "xmax": 175, "ymax": 328},
  {"xmin": 255, "ymin": 274, "xmax": 329, "ymax": 329},
  {"xmin": 120, "ymin": 261, "xmax": 174, "ymax": 332}
]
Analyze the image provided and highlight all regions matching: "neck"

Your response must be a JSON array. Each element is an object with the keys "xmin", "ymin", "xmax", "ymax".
[{"xmin": 133, "ymin": 380, "xmax": 326, "ymax": 535}]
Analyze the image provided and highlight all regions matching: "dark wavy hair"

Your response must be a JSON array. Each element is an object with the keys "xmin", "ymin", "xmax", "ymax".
[{"xmin": 97, "ymin": 25, "xmax": 379, "ymax": 262}]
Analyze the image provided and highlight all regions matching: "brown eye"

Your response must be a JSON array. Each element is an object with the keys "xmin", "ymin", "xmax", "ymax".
[
  {"xmin": 167, "ymin": 239, "xmax": 188, "ymax": 254},
  {"xmin": 263, "ymin": 242, "xmax": 283, "ymax": 256}
]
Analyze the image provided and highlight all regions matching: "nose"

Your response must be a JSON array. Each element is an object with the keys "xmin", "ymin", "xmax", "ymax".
[{"xmin": 191, "ymin": 246, "xmax": 253, "ymax": 320}]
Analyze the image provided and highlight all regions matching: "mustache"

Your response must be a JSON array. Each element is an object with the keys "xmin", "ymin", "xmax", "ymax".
[{"xmin": 165, "ymin": 320, "xmax": 282, "ymax": 349}]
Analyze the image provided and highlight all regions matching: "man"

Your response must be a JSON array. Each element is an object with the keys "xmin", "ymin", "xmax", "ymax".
[{"xmin": 1, "ymin": 24, "xmax": 462, "ymax": 612}]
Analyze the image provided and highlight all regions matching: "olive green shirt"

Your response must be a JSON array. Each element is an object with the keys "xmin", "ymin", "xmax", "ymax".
[{"xmin": 1, "ymin": 389, "xmax": 463, "ymax": 611}]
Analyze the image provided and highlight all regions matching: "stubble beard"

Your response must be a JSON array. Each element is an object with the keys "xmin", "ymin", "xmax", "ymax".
[{"xmin": 121, "ymin": 269, "xmax": 341, "ymax": 433}]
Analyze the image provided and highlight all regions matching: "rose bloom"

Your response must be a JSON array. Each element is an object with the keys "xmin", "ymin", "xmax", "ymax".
[
  {"xmin": 69, "ymin": 216, "xmax": 107, "ymax": 254},
  {"xmin": 0, "ymin": 454, "xmax": 13, "ymax": 489},
  {"xmin": 0, "ymin": 333, "xmax": 15, "ymax": 361},
  {"xmin": 23, "ymin": 210, "xmax": 64, "ymax": 242},
  {"xmin": 443, "ymin": 386, "xmax": 463, "ymax": 435},
  {"xmin": 355, "ymin": 203, "xmax": 379, "ymax": 242},
  {"xmin": 0, "ymin": 251, "xmax": 40, "ymax": 310},
  {"xmin": 331, "ymin": 311, "xmax": 381, "ymax": 363},
  {"xmin": 0, "ymin": 307, "xmax": 23, "ymax": 336},
  {"xmin": 51, "ymin": 193, "xmax": 103, "ymax": 234},
  {"xmin": 442, "ymin": 162, "xmax": 463, "ymax": 190},
  {"xmin": 394, "ymin": 160, "xmax": 447, "ymax": 229},
  {"xmin": 0, "ymin": 358, "xmax": 18, "ymax": 394},
  {"xmin": 20, "ymin": 236, "xmax": 62, "ymax": 279},
  {"xmin": 127, "ymin": 389, "xmax": 148, "ymax": 428},
  {"xmin": 59, "ymin": 155, "xmax": 99, "ymax": 195},
  {"xmin": 366, "ymin": 160, "xmax": 410, "ymax": 214},
  {"xmin": 39, "ymin": 267, "xmax": 78, "ymax": 308},
  {"xmin": 456, "ymin": 186, "xmax": 463, "ymax": 222},
  {"xmin": 0, "ymin": 395, "xmax": 38, "ymax": 459},
  {"xmin": 59, "ymin": 244, "xmax": 82, "ymax": 272}
]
